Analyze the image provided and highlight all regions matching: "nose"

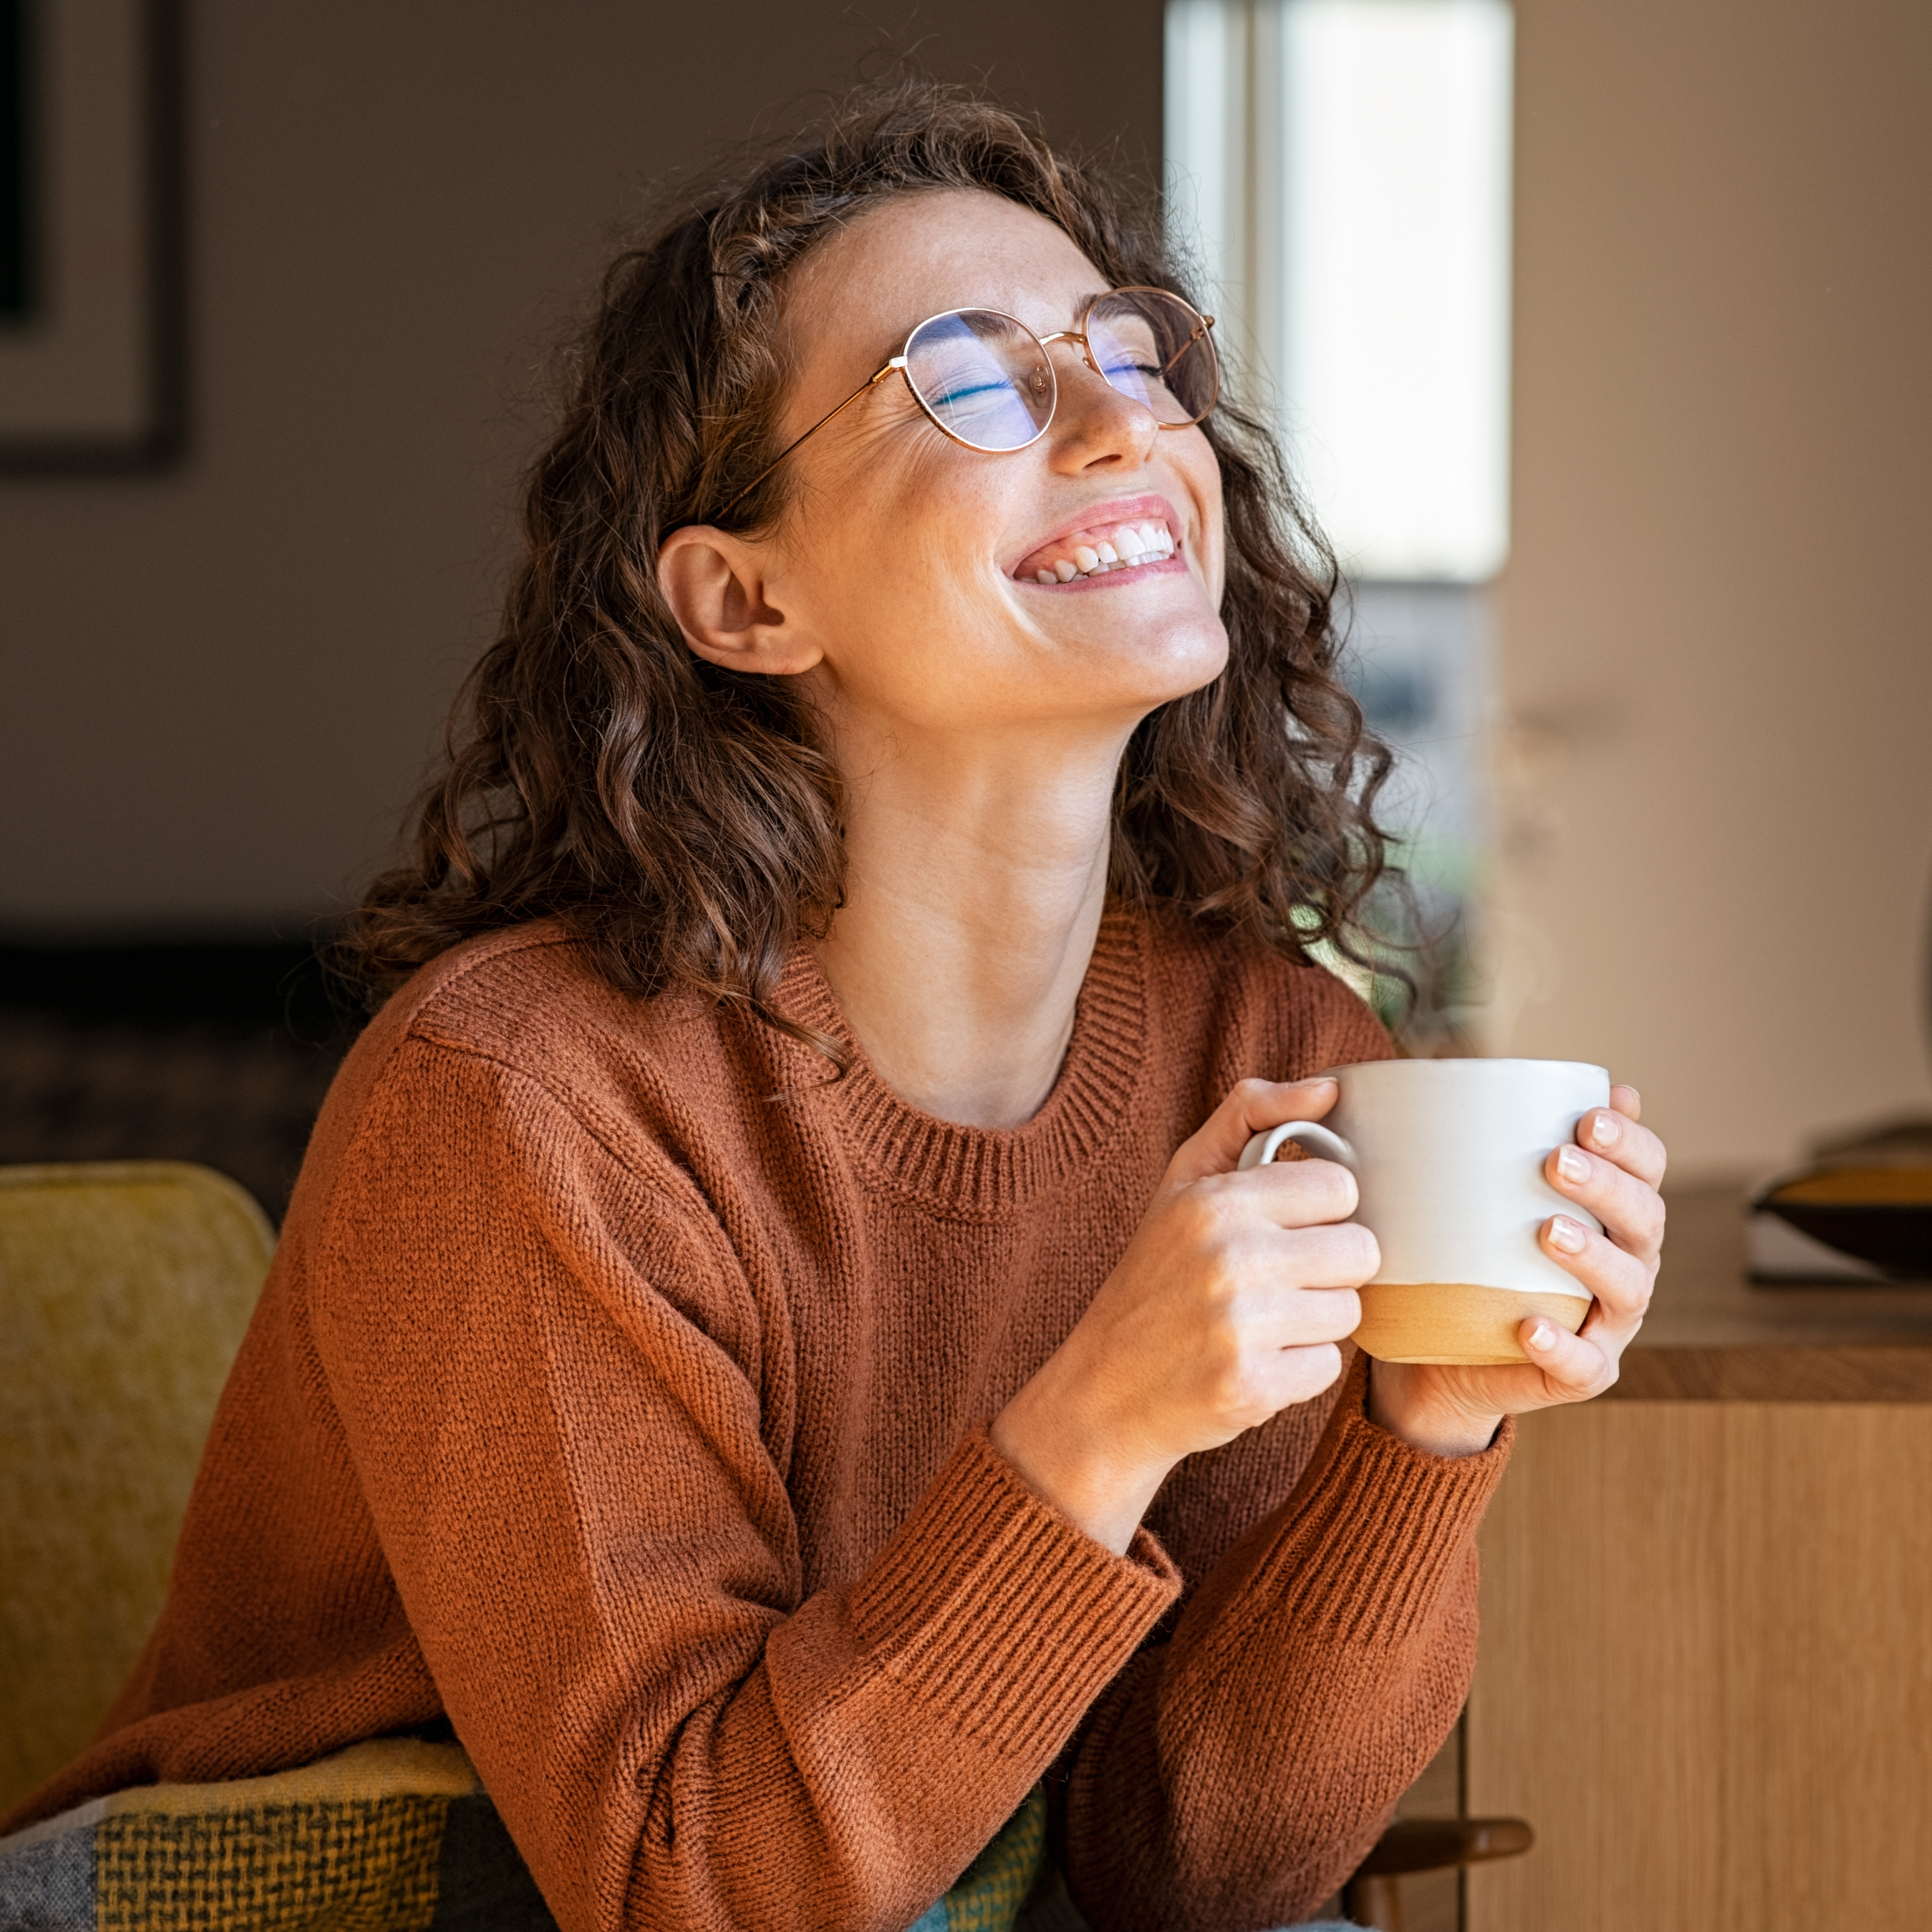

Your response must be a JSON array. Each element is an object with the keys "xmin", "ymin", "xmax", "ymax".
[{"xmin": 1041, "ymin": 335, "xmax": 1161, "ymax": 474}]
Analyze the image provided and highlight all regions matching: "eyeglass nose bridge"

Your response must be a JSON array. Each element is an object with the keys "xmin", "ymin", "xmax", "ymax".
[
  {"xmin": 1030, "ymin": 325, "xmax": 1156, "ymax": 435},
  {"xmin": 1036, "ymin": 326, "xmax": 1102, "ymax": 383}
]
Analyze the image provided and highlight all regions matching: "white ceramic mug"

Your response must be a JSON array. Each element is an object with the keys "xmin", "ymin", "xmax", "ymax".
[{"xmin": 1239, "ymin": 1058, "xmax": 1611, "ymax": 1365}]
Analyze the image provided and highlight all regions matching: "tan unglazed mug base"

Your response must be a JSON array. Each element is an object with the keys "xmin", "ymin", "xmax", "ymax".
[{"xmin": 1353, "ymin": 1282, "xmax": 1591, "ymax": 1366}]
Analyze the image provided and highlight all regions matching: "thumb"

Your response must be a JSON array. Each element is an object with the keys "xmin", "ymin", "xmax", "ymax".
[{"xmin": 1166, "ymin": 1076, "xmax": 1340, "ymax": 1185}]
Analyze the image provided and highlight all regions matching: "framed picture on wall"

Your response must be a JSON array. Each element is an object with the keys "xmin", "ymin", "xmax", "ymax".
[{"xmin": 0, "ymin": 0, "xmax": 182, "ymax": 470}]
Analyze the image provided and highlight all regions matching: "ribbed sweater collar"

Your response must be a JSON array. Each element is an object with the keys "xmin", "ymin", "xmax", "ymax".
[{"xmin": 773, "ymin": 906, "xmax": 1149, "ymax": 1218}]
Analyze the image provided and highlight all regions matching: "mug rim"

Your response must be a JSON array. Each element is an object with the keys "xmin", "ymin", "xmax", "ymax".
[{"xmin": 1315, "ymin": 1056, "xmax": 1609, "ymax": 1081}]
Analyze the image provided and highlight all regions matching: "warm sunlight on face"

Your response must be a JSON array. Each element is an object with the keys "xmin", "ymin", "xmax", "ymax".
[{"xmin": 664, "ymin": 190, "xmax": 1230, "ymax": 751}]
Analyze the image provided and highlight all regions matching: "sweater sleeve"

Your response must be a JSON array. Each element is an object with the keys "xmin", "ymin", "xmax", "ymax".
[
  {"xmin": 1058, "ymin": 1351, "xmax": 1511, "ymax": 1930},
  {"xmin": 307, "ymin": 1039, "xmax": 1178, "ymax": 1932}
]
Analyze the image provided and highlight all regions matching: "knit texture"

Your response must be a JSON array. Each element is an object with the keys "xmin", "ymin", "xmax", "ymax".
[{"xmin": 6, "ymin": 907, "xmax": 1511, "ymax": 1932}]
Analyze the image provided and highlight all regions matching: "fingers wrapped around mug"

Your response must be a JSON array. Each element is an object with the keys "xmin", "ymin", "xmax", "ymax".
[
  {"xmin": 1543, "ymin": 1117, "xmax": 1667, "ymax": 1287},
  {"xmin": 1537, "ymin": 1203, "xmax": 1655, "ymax": 1320},
  {"xmin": 1527, "ymin": 1112, "xmax": 1665, "ymax": 1387},
  {"xmin": 1514, "ymin": 1298, "xmax": 1625, "ymax": 1400},
  {"xmin": 1562, "ymin": 1088, "xmax": 1668, "ymax": 1219}
]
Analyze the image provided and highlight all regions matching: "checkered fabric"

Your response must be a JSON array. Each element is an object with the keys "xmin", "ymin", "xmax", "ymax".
[
  {"xmin": 1, "ymin": 1742, "xmax": 1055, "ymax": 1932},
  {"xmin": 94, "ymin": 1799, "xmax": 445, "ymax": 1932},
  {"xmin": 0, "ymin": 1740, "xmax": 535, "ymax": 1932}
]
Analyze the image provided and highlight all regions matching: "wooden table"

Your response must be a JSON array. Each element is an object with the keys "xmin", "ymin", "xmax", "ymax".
[{"xmin": 1465, "ymin": 1184, "xmax": 1932, "ymax": 1930}]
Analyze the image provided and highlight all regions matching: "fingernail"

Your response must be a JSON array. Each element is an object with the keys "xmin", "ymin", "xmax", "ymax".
[
  {"xmin": 1527, "ymin": 1321, "xmax": 1555, "ymax": 1350},
  {"xmin": 1591, "ymin": 1111, "xmax": 1620, "ymax": 1148},
  {"xmin": 1556, "ymin": 1145, "xmax": 1590, "ymax": 1184},
  {"xmin": 1548, "ymin": 1214, "xmax": 1587, "ymax": 1253},
  {"xmin": 1294, "ymin": 1076, "xmax": 1338, "ymax": 1091}
]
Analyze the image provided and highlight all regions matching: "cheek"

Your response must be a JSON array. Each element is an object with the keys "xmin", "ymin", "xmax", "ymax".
[
  {"xmin": 836, "ymin": 463, "xmax": 1020, "ymax": 640},
  {"xmin": 1179, "ymin": 438, "xmax": 1228, "ymax": 596},
  {"xmin": 788, "ymin": 491, "xmax": 1016, "ymax": 714},
  {"xmin": 796, "ymin": 426, "xmax": 998, "ymax": 589}
]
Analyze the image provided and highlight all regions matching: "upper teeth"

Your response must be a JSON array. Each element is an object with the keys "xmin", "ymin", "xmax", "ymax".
[{"xmin": 1028, "ymin": 520, "xmax": 1176, "ymax": 584}]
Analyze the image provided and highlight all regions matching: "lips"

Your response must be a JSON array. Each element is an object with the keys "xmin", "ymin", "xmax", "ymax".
[{"xmin": 1011, "ymin": 496, "xmax": 1185, "ymax": 585}]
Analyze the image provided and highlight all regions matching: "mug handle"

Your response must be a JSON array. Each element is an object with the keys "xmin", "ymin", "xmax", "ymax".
[{"xmin": 1238, "ymin": 1121, "xmax": 1355, "ymax": 1171}]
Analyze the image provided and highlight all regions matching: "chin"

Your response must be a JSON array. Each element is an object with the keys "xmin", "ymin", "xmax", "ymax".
[{"xmin": 1104, "ymin": 613, "xmax": 1230, "ymax": 708}]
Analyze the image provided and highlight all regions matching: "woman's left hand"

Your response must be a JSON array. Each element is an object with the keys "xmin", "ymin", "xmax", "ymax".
[{"xmin": 1367, "ymin": 1083, "xmax": 1667, "ymax": 1457}]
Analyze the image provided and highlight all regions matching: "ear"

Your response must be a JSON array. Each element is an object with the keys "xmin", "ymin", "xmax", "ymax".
[{"xmin": 656, "ymin": 527, "xmax": 824, "ymax": 676}]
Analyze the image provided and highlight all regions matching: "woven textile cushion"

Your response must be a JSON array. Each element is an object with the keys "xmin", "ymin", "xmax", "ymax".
[
  {"xmin": 0, "ymin": 1739, "xmax": 555, "ymax": 1932},
  {"xmin": 0, "ymin": 1162, "xmax": 275, "ymax": 1817},
  {"xmin": 0, "ymin": 1745, "xmax": 1052, "ymax": 1932}
]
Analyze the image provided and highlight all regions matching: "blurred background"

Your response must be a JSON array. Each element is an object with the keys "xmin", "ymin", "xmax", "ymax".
[{"xmin": 2, "ymin": 0, "xmax": 1929, "ymax": 1214}]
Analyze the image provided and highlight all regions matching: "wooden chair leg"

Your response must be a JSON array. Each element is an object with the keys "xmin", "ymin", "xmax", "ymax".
[
  {"xmin": 1342, "ymin": 1814, "xmax": 1533, "ymax": 1929},
  {"xmin": 1340, "ymin": 1870, "xmax": 1403, "ymax": 1932}
]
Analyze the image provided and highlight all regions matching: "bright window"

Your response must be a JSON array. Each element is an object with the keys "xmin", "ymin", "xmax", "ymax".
[{"xmin": 1165, "ymin": 0, "xmax": 1515, "ymax": 582}]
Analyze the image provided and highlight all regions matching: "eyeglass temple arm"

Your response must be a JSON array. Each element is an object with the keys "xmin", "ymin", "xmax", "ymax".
[
  {"xmin": 711, "ymin": 357, "xmax": 906, "ymax": 522},
  {"xmin": 1162, "ymin": 315, "xmax": 1214, "ymax": 377}
]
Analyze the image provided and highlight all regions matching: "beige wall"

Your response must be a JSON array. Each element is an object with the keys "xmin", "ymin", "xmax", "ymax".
[
  {"xmin": 1487, "ymin": 0, "xmax": 1932, "ymax": 1175},
  {"xmin": 0, "ymin": 2, "xmax": 1162, "ymax": 934}
]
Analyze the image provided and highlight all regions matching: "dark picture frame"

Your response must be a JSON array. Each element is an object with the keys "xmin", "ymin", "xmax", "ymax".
[{"xmin": 0, "ymin": 0, "xmax": 183, "ymax": 471}]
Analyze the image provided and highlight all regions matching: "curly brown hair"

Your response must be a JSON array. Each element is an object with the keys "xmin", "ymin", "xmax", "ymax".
[{"xmin": 348, "ymin": 79, "xmax": 1399, "ymax": 1046}]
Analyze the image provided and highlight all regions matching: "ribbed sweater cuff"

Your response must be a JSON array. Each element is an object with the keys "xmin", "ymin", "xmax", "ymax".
[
  {"xmin": 1267, "ymin": 1369, "xmax": 1514, "ymax": 1643},
  {"xmin": 848, "ymin": 1428, "xmax": 1180, "ymax": 1759}
]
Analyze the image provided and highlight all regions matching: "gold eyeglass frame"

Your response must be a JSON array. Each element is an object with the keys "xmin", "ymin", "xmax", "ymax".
[{"xmin": 710, "ymin": 286, "xmax": 1217, "ymax": 522}]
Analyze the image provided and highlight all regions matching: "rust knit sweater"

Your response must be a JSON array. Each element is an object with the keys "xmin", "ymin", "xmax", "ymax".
[{"xmin": 11, "ymin": 907, "xmax": 1511, "ymax": 1932}]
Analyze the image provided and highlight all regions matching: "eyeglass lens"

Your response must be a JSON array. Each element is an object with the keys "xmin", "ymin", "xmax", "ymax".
[
  {"xmin": 1082, "ymin": 290, "xmax": 1218, "ymax": 426},
  {"xmin": 902, "ymin": 291, "xmax": 1215, "ymax": 453},
  {"xmin": 901, "ymin": 311, "xmax": 1055, "ymax": 452}
]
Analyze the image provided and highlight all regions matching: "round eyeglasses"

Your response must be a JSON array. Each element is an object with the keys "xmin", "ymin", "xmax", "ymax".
[{"xmin": 712, "ymin": 286, "xmax": 1218, "ymax": 521}]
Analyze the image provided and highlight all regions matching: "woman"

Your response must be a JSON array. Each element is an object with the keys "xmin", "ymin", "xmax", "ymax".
[{"xmin": 5, "ymin": 86, "xmax": 1665, "ymax": 1931}]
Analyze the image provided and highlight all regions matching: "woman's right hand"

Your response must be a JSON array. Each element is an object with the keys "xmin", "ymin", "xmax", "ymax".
[{"xmin": 990, "ymin": 1077, "xmax": 1377, "ymax": 1554}]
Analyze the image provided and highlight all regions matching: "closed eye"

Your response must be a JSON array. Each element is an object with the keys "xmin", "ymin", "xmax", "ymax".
[{"xmin": 928, "ymin": 378, "xmax": 1018, "ymax": 409}]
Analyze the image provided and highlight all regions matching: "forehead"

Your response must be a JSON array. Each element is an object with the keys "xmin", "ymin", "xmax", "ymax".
[{"xmin": 784, "ymin": 190, "xmax": 1107, "ymax": 370}]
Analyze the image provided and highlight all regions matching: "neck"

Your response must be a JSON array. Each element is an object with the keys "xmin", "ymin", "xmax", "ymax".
[{"xmin": 814, "ymin": 719, "xmax": 1130, "ymax": 1128}]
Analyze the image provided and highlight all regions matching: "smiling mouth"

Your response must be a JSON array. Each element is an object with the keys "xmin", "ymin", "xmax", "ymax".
[{"xmin": 1013, "ymin": 516, "xmax": 1179, "ymax": 584}]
